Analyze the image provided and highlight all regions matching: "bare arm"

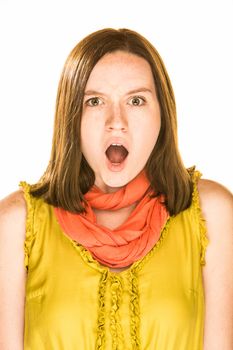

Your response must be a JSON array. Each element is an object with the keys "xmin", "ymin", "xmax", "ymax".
[
  {"xmin": 0, "ymin": 190, "xmax": 27, "ymax": 350},
  {"xmin": 198, "ymin": 179, "xmax": 233, "ymax": 350}
]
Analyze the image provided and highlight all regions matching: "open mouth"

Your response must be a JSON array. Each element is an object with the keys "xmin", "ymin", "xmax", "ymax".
[{"xmin": 105, "ymin": 144, "xmax": 129, "ymax": 164}]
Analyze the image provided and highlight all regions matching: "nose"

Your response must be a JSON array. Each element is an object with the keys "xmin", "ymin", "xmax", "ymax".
[{"xmin": 105, "ymin": 105, "xmax": 128, "ymax": 132}]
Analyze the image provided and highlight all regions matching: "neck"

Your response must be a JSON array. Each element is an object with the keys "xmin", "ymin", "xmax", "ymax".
[{"xmin": 93, "ymin": 201, "xmax": 139, "ymax": 230}]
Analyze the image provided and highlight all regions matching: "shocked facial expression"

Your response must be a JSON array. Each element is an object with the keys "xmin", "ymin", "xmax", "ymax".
[{"xmin": 81, "ymin": 50, "xmax": 161, "ymax": 193}]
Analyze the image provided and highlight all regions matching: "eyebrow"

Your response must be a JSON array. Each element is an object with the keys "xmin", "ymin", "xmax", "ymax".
[{"xmin": 84, "ymin": 87, "xmax": 153, "ymax": 96}]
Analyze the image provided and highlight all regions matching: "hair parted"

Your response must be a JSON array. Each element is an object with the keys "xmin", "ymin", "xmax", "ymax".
[{"xmin": 29, "ymin": 27, "xmax": 194, "ymax": 216}]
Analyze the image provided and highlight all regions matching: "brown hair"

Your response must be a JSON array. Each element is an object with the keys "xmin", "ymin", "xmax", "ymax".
[{"xmin": 29, "ymin": 27, "xmax": 194, "ymax": 216}]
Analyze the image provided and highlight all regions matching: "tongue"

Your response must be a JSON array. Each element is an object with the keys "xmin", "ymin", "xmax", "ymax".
[{"xmin": 106, "ymin": 145, "xmax": 128, "ymax": 163}]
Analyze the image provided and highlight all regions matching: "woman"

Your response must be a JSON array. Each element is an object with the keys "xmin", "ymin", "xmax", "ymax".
[{"xmin": 0, "ymin": 28, "xmax": 232, "ymax": 350}]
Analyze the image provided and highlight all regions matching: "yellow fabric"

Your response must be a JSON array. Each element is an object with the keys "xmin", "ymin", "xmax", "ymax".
[{"xmin": 19, "ymin": 170, "xmax": 209, "ymax": 350}]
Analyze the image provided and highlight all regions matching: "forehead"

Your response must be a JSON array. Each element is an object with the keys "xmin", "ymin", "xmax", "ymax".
[{"xmin": 86, "ymin": 51, "xmax": 155, "ymax": 90}]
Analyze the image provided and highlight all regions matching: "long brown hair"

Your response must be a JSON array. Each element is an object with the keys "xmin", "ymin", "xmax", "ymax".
[{"xmin": 29, "ymin": 27, "xmax": 194, "ymax": 216}]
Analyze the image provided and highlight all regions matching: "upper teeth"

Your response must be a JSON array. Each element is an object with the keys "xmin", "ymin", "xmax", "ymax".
[{"xmin": 111, "ymin": 143, "xmax": 122, "ymax": 146}]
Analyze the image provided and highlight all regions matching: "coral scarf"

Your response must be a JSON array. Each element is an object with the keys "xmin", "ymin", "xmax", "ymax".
[{"xmin": 54, "ymin": 170, "xmax": 168, "ymax": 268}]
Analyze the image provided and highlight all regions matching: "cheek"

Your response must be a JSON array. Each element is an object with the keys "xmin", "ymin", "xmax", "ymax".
[
  {"xmin": 80, "ymin": 119, "xmax": 92, "ymax": 155},
  {"xmin": 134, "ymin": 115, "xmax": 160, "ymax": 143},
  {"xmin": 148, "ymin": 112, "xmax": 161, "ymax": 142},
  {"xmin": 81, "ymin": 118, "xmax": 103, "ymax": 157},
  {"xmin": 133, "ymin": 120, "xmax": 160, "ymax": 160},
  {"xmin": 81, "ymin": 112, "xmax": 104, "ymax": 133},
  {"xmin": 81, "ymin": 117, "xmax": 97, "ymax": 142}
]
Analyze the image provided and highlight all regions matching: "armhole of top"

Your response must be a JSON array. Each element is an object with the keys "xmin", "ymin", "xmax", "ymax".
[
  {"xmin": 18, "ymin": 181, "xmax": 35, "ymax": 271},
  {"xmin": 191, "ymin": 170, "xmax": 209, "ymax": 266}
]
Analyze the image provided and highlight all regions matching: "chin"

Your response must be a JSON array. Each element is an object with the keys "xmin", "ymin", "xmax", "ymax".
[{"xmin": 102, "ymin": 171, "xmax": 136, "ymax": 188}]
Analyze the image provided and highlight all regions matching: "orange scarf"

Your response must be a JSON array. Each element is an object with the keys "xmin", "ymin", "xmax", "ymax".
[{"xmin": 54, "ymin": 170, "xmax": 168, "ymax": 268}]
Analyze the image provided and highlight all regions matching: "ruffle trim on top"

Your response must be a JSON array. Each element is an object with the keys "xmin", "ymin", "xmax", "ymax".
[
  {"xmin": 191, "ymin": 170, "xmax": 209, "ymax": 266},
  {"xmin": 109, "ymin": 274, "xmax": 125, "ymax": 349},
  {"xmin": 69, "ymin": 240, "xmax": 108, "ymax": 274},
  {"xmin": 18, "ymin": 181, "xmax": 35, "ymax": 271},
  {"xmin": 129, "ymin": 270, "xmax": 141, "ymax": 349},
  {"xmin": 96, "ymin": 270, "xmax": 108, "ymax": 350}
]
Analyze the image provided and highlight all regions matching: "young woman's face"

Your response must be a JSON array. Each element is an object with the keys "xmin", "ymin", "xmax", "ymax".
[{"xmin": 81, "ymin": 50, "xmax": 161, "ymax": 193}]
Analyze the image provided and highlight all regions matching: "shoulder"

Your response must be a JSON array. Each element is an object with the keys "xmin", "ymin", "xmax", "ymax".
[
  {"xmin": 197, "ymin": 177, "xmax": 233, "ymax": 201},
  {"xmin": 197, "ymin": 177, "xmax": 233, "ymax": 284},
  {"xmin": 0, "ymin": 189, "xmax": 27, "ymax": 240},
  {"xmin": 0, "ymin": 189, "xmax": 27, "ymax": 216},
  {"xmin": 197, "ymin": 178, "xmax": 233, "ymax": 232}
]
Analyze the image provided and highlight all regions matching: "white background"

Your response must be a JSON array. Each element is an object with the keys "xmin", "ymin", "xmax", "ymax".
[{"xmin": 0, "ymin": 0, "xmax": 232, "ymax": 198}]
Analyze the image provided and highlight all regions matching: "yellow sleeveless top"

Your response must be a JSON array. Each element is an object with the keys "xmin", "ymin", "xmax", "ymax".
[{"xmin": 19, "ymin": 170, "xmax": 209, "ymax": 350}]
